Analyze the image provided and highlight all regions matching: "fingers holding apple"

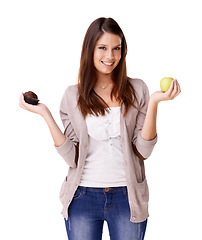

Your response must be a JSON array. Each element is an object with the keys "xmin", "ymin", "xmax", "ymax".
[
  {"xmin": 164, "ymin": 79, "xmax": 181, "ymax": 100},
  {"xmin": 151, "ymin": 78, "xmax": 181, "ymax": 104},
  {"xmin": 160, "ymin": 77, "xmax": 181, "ymax": 95}
]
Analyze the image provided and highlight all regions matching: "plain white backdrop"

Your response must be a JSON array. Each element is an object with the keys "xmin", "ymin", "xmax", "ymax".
[{"xmin": 1, "ymin": 0, "xmax": 202, "ymax": 239}]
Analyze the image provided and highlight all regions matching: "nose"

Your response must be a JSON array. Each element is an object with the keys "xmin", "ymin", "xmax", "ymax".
[{"xmin": 106, "ymin": 49, "xmax": 114, "ymax": 60}]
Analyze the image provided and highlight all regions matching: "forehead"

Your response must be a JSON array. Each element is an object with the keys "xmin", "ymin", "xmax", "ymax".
[{"xmin": 96, "ymin": 32, "xmax": 122, "ymax": 45}]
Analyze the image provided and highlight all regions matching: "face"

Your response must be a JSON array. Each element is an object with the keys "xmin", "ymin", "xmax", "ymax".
[{"xmin": 93, "ymin": 32, "xmax": 122, "ymax": 77}]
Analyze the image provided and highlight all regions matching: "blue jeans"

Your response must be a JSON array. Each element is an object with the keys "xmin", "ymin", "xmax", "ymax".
[{"xmin": 64, "ymin": 186, "xmax": 147, "ymax": 240}]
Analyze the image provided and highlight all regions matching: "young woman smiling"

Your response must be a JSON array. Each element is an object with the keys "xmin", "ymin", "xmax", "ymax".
[{"xmin": 19, "ymin": 17, "xmax": 181, "ymax": 240}]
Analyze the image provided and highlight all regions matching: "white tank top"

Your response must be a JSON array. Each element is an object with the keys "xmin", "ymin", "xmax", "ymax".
[{"xmin": 79, "ymin": 107, "xmax": 127, "ymax": 187}]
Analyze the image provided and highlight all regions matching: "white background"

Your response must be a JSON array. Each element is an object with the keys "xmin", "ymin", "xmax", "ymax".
[{"xmin": 1, "ymin": 0, "xmax": 202, "ymax": 239}]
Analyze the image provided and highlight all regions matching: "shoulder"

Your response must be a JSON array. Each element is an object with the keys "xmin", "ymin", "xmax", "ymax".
[
  {"xmin": 62, "ymin": 84, "xmax": 79, "ymax": 102},
  {"xmin": 60, "ymin": 84, "xmax": 78, "ymax": 112},
  {"xmin": 64, "ymin": 84, "xmax": 78, "ymax": 96},
  {"xmin": 128, "ymin": 77, "xmax": 149, "ymax": 100},
  {"xmin": 128, "ymin": 77, "xmax": 148, "ymax": 92},
  {"xmin": 127, "ymin": 78, "xmax": 150, "ymax": 109}
]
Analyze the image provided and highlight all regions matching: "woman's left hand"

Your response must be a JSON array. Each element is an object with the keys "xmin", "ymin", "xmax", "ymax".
[{"xmin": 150, "ymin": 79, "xmax": 181, "ymax": 104}]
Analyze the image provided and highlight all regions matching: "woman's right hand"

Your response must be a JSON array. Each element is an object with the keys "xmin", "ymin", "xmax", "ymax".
[
  {"xmin": 19, "ymin": 93, "xmax": 67, "ymax": 147},
  {"xmin": 19, "ymin": 93, "xmax": 50, "ymax": 118}
]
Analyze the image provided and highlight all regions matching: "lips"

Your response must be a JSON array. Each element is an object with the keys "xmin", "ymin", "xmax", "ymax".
[{"xmin": 101, "ymin": 61, "xmax": 114, "ymax": 66}]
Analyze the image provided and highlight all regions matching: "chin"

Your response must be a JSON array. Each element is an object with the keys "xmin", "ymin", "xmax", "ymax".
[
  {"xmin": 99, "ymin": 65, "xmax": 117, "ymax": 74},
  {"xmin": 98, "ymin": 69, "xmax": 114, "ymax": 75}
]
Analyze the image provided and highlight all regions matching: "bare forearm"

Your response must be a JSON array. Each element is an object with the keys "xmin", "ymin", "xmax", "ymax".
[
  {"xmin": 42, "ymin": 110, "xmax": 66, "ymax": 147},
  {"xmin": 141, "ymin": 79, "xmax": 181, "ymax": 141},
  {"xmin": 141, "ymin": 99, "xmax": 158, "ymax": 141}
]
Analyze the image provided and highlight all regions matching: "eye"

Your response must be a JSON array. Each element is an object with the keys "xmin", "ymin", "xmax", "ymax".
[
  {"xmin": 114, "ymin": 47, "xmax": 121, "ymax": 51},
  {"xmin": 98, "ymin": 46, "xmax": 106, "ymax": 50}
]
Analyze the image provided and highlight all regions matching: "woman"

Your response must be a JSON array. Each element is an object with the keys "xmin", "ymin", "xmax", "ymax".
[{"xmin": 19, "ymin": 17, "xmax": 181, "ymax": 240}]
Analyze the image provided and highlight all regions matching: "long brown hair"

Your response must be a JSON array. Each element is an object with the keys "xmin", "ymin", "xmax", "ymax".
[{"xmin": 77, "ymin": 17, "xmax": 138, "ymax": 118}]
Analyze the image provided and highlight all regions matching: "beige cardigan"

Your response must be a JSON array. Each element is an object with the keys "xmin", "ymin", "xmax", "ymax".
[{"xmin": 55, "ymin": 78, "xmax": 157, "ymax": 223}]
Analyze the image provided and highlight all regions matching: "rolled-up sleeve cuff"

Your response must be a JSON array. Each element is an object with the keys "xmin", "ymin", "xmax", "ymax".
[
  {"xmin": 54, "ymin": 137, "xmax": 73, "ymax": 157},
  {"xmin": 54, "ymin": 138, "xmax": 77, "ymax": 168},
  {"xmin": 136, "ymin": 133, "xmax": 158, "ymax": 159}
]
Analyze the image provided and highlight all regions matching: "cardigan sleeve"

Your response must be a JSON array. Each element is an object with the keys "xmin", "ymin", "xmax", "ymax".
[
  {"xmin": 132, "ymin": 81, "xmax": 157, "ymax": 159},
  {"xmin": 55, "ymin": 90, "xmax": 79, "ymax": 168}
]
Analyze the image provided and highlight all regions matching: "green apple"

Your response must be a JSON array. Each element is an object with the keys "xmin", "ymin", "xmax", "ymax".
[{"xmin": 160, "ymin": 77, "xmax": 174, "ymax": 92}]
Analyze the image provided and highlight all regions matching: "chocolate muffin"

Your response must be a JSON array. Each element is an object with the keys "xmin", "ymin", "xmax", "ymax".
[{"xmin": 24, "ymin": 91, "xmax": 39, "ymax": 105}]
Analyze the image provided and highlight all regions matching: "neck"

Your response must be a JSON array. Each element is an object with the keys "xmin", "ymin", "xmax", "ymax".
[{"xmin": 96, "ymin": 73, "xmax": 113, "ymax": 87}]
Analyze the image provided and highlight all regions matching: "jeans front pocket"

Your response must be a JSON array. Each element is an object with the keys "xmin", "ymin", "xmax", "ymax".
[{"xmin": 72, "ymin": 188, "xmax": 83, "ymax": 200}]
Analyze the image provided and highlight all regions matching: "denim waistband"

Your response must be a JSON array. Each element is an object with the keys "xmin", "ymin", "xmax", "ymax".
[{"xmin": 78, "ymin": 186, "xmax": 127, "ymax": 195}]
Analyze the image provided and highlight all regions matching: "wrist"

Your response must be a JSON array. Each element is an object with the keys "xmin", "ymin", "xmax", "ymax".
[
  {"xmin": 149, "ymin": 95, "xmax": 159, "ymax": 106},
  {"xmin": 41, "ymin": 107, "xmax": 52, "ymax": 120}
]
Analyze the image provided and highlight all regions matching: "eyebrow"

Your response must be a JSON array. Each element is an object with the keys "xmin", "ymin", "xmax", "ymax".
[{"xmin": 97, "ymin": 44, "xmax": 121, "ymax": 47}]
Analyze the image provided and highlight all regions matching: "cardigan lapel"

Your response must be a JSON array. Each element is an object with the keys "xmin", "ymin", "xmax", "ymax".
[
  {"xmin": 120, "ymin": 104, "xmax": 126, "ymax": 141},
  {"xmin": 77, "ymin": 109, "xmax": 89, "ymax": 145}
]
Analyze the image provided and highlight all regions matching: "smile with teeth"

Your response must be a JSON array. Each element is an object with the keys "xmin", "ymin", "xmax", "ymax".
[{"xmin": 101, "ymin": 61, "xmax": 114, "ymax": 66}]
